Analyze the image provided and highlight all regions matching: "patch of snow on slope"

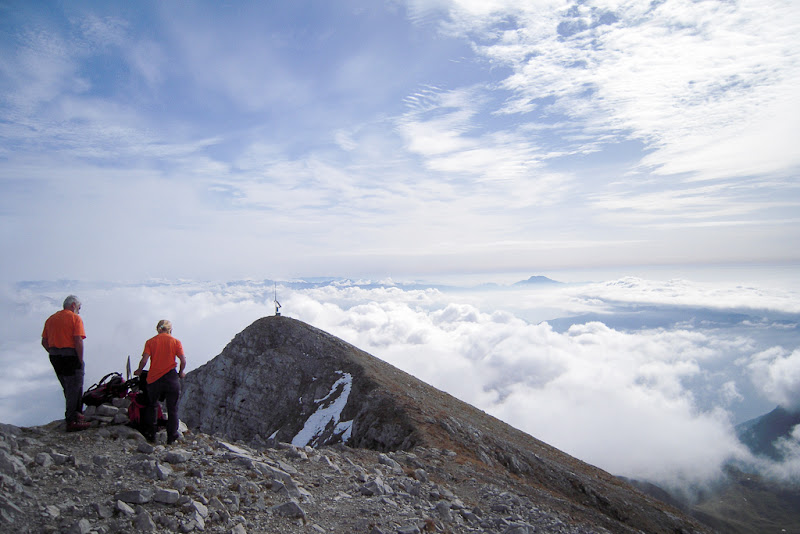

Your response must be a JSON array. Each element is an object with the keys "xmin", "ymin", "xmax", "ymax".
[{"xmin": 292, "ymin": 372, "xmax": 353, "ymax": 447}]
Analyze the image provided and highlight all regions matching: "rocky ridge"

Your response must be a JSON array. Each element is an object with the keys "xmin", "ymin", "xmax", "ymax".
[{"xmin": 1, "ymin": 420, "xmax": 661, "ymax": 534}]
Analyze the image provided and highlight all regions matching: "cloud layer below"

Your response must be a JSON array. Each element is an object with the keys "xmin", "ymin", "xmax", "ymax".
[{"xmin": 4, "ymin": 271, "xmax": 799, "ymax": 490}]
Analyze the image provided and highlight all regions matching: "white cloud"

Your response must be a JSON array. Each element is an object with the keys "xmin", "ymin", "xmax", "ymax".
[
  {"xmin": 4, "ymin": 274, "xmax": 798, "ymax": 488},
  {"xmin": 570, "ymin": 277, "xmax": 800, "ymax": 314},
  {"xmin": 437, "ymin": 0, "xmax": 800, "ymax": 181},
  {"xmin": 747, "ymin": 347, "xmax": 800, "ymax": 410}
]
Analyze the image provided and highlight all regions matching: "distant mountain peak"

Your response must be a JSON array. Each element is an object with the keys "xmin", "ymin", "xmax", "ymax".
[
  {"xmin": 736, "ymin": 405, "xmax": 800, "ymax": 460},
  {"xmin": 514, "ymin": 275, "xmax": 561, "ymax": 286}
]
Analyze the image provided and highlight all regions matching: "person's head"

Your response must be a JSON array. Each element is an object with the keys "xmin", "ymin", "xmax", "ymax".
[
  {"xmin": 156, "ymin": 319, "xmax": 173, "ymax": 334},
  {"xmin": 63, "ymin": 295, "xmax": 81, "ymax": 313}
]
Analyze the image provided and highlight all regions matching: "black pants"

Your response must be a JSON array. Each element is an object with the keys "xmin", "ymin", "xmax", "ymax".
[
  {"xmin": 49, "ymin": 349, "xmax": 84, "ymax": 423},
  {"xmin": 144, "ymin": 370, "xmax": 181, "ymax": 443}
]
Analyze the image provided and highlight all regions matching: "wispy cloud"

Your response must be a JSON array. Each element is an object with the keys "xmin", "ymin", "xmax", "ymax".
[
  {"xmin": 0, "ymin": 1, "xmax": 797, "ymax": 281},
  {"xmin": 435, "ymin": 0, "xmax": 800, "ymax": 181}
]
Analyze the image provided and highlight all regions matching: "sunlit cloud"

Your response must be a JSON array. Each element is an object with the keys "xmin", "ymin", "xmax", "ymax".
[
  {"xmin": 3, "ymin": 274, "xmax": 799, "ymax": 489},
  {"xmin": 747, "ymin": 347, "xmax": 800, "ymax": 410}
]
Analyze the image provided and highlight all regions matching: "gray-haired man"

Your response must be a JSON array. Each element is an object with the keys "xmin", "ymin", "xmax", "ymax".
[{"xmin": 42, "ymin": 295, "xmax": 90, "ymax": 431}]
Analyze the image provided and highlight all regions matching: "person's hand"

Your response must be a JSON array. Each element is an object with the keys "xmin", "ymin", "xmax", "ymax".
[
  {"xmin": 134, "ymin": 369, "xmax": 142, "ymax": 376},
  {"xmin": 179, "ymin": 371, "xmax": 186, "ymax": 379}
]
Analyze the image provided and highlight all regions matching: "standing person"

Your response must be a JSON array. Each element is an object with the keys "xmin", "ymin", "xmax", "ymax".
[
  {"xmin": 41, "ymin": 295, "xmax": 90, "ymax": 432},
  {"xmin": 134, "ymin": 320, "xmax": 186, "ymax": 444}
]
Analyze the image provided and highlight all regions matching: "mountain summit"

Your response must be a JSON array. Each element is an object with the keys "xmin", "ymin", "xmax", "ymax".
[
  {"xmin": 736, "ymin": 406, "xmax": 800, "ymax": 460},
  {"xmin": 181, "ymin": 316, "xmax": 709, "ymax": 533}
]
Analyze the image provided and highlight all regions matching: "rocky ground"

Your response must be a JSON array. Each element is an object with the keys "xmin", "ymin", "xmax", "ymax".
[{"xmin": 0, "ymin": 418, "xmax": 658, "ymax": 534}]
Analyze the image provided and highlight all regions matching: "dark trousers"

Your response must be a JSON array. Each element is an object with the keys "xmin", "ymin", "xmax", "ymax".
[
  {"xmin": 49, "ymin": 350, "xmax": 84, "ymax": 423},
  {"xmin": 144, "ymin": 370, "xmax": 181, "ymax": 443}
]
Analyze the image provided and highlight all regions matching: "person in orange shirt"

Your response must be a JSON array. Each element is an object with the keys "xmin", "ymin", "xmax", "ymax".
[
  {"xmin": 41, "ymin": 295, "xmax": 90, "ymax": 432},
  {"xmin": 134, "ymin": 319, "xmax": 186, "ymax": 444}
]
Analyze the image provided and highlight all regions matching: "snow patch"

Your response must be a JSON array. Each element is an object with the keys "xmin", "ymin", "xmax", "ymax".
[{"xmin": 292, "ymin": 372, "xmax": 353, "ymax": 447}]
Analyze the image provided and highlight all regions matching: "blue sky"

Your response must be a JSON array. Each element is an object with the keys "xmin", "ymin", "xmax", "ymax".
[{"xmin": 1, "ymin": 0, "xmax": 798, "ymax": 282}]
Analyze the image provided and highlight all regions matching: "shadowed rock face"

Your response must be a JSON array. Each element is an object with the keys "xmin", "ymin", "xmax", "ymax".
[
  {"xmin": 181, "ymin": 316, "xmax": 420, "ymax": 451},
  {"xmin": 181, "ymin": 316, "xmax": 712, "ymax": 534}
]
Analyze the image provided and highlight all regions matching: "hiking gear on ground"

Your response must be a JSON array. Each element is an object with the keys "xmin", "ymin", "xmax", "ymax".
[{"xmin": 82, "ymin": 372, "xmax": 129, "ymax": 406}]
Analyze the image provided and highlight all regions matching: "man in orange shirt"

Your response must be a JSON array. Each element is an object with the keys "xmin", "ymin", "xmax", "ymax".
[
  {"xmin": 41, "ymin": 295, "xmax": 90, "ymax": 432},
  {"xmin": 134, "ymin": 319, "xmax": 186, "ymax": 444}
]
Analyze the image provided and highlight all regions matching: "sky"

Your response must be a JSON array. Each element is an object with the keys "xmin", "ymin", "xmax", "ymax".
[
  {"xmin": 1, "ymin": 0, "xmax": 798, "ymax": 281},
  {"xmin": 1, "ymin": 0, "xmax": 800, "ymax": 495}
]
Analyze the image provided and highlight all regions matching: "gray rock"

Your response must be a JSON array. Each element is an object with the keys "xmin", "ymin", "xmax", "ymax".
[
  {"xmin": 35, "ymin": 452, "xmax": 53, "ymax": 468},
  {"xmin": 435, "ymin": 500, "xmax": 452, "ymax": 521},
  {"xmin": 491, "ymin": 503, "xmax": 512, "ymax": 514},
  {"xmin": 503, "ymin": 523, "xmax": 533, "ymax": 534},
  {"xmin": 270, "ymin": 500, "xmax": 306, "ymax": 519},
  {"xmin": 112, "ymin": 413, "xmax": 130, "ymax": 424},
  {"xmin": 165, "ymin": 450, "xmax": 191, "ymax": 464},
  {"xmin": 155, "ymin": 462, "xmax": 173, "ymax": 480},
  {"xmin": 154, "ymin": 488, "xmax": 181, "ymax": 504},
  {"xmin": 112, "ymin": 397, "xmax": 130, "ymax": 409},
  {"xmin": 133, "ymin": 510, "xmax": 156, "ymax": 531},
  {"xmin": 69, "ymin": 518, "xmax": 92, "ymax": 534},
  {"xmin": 157, "ymin": 514, "xmax": 180, "ymax": 530},
  {"xmin": 413, "ymin": 468, "xmax": 428, "ymax": 482},
  {"xmin": 378, "ymin": 453, "xmax": 403, "ymax": 474},
  {"xmin": 0, "ymin": 450, "xmax": 26, "ymax": 477},
  {"xmin": 116, "ymin": 500, "xmax": 135, "ymax": 516},
  {"xmin": 51, "ymin": 452, "xmax": 70, "ymax": 465},
  {"xmin": 92, "ymin": 416, "xmax": 114, "ymax": 424},
  {"xmin": 96, "ymin": 405, "xmax": 120, "ymax": 416},
  {"xmin": 115, "ymin": 488, "xmax": 153, "ymax": 504},
  {"xmin": 182, "ymin": 510, "xmax": 206, "ymax": 531},
  {"xmin": 189, "ymin": 499, "xmax": 209, "ymax": 518},
  {"xmin": 359, "ymin": 476, "xmax": 393, "ymax": 496},
  {"xmin": 93, "ymin": 502, "xmax": 114, "ymax": 519},
  {"xmin": 254, "ymin": 462, "xmax": 293, "ymax": 484}
]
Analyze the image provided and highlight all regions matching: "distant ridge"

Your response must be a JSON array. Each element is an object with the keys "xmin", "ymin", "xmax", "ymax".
[{"xmin": 736, "ymin": 405, "xmax": 800, "ymax": 460}]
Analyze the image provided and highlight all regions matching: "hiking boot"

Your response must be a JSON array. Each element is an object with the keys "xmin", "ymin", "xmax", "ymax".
[{"xmin": 66, "ymin": 420, "xmax": 90, "ymax": 432}]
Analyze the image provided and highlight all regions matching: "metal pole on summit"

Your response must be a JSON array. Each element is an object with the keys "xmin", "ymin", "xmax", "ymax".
[{"xmin": 274, "ymin": 283, "xmax": 282, "ymax": 316}]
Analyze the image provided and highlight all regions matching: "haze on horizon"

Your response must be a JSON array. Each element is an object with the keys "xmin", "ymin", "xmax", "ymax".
[{"xmin": 3, "ymin": 272, "xmax": 800, "ymax": 493}]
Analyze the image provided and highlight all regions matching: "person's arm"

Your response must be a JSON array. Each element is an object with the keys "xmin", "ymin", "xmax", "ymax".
[
  {"xmin": 177, "ymin": 353, "xmax": 187, "ymax": 379},
  {"xmin": 73, "ymin": 336, "xmax": 84, "ymax": 364},
  {"xmin": 134, "ymin": 353, "xmax": 151, "ymax": 376},
  {"xmin": 42, "ymin": 336, "xmax": 50, "ymax": 353}
]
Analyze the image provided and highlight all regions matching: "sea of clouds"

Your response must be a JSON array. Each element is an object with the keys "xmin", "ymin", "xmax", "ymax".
[{"xmin": 2, "ymin": 272, "xmax": 799, "ymax": 491}]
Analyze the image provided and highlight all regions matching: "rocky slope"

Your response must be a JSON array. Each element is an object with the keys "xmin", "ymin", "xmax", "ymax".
[{"xmin": 177, "ymin": 316, "xmax": 711, "ymax": 533}]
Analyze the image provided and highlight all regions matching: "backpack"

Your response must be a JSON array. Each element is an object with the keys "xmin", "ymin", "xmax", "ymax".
[
  {"xmin": 126, "ymin": 371, "xmax": 164, "ymax": 431},
  {"xmin": 82, "ymin": 372, "xmax": 129, "ymax": 406}
]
